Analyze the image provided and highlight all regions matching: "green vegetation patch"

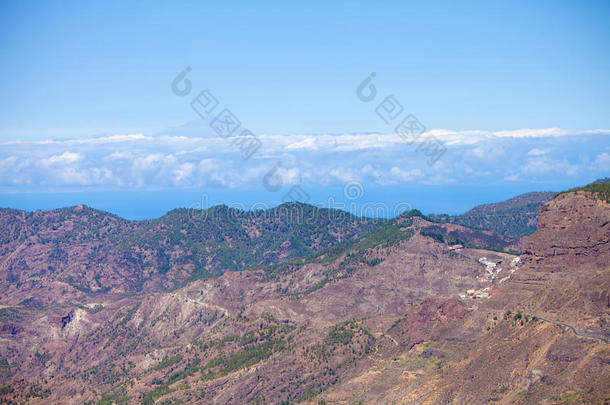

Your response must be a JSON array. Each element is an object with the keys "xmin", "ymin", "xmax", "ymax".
[
  {"xmin": 155, "ymin": 354, "xmax": 183, "ymax": 370},
  {"xmin": 309, "ymin": 321, "xmax": 375, "ymax": 362},
  {"xmin": 202, "ymin": 338, "xmax": 284, "ymax": 380},
  {"xmin": 558, "ymin": 392, "xmax": 579, "ymax": 403},
  {"xmin": 557, "ymin": 181, "xmax": 610, "ymax": 203}
]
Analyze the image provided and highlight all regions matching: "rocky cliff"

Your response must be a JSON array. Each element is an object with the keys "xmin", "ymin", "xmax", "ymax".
[
  {"xmin": 524, "ymin": 191, "xmax": 610, "ymax": 269},
  {"xmin": 492, "ymin": 190, "xmax": 610, "ymax": 330}
]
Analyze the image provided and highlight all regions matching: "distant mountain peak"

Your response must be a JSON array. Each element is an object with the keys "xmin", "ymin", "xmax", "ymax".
[
  {"xmin": 429, "ymin": 191, "xmax": 556, "ymax": 237},
  {"xmin": 591, "ymin": 177, "xmax": 610, "ymax": 184}
]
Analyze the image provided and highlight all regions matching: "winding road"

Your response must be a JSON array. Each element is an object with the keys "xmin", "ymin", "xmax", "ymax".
[
  {"xmin": 531, "ymin": 314, "xmax": 609, "ymax": 344},
  {"xmin": 474, "ymin": 306, "xmax": 609, "ymax": 344}
]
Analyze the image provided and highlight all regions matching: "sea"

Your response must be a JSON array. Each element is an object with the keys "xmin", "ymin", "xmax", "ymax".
[{"xmin": 0, "ymin": 182, "xmax": 568, "ymax": 221}]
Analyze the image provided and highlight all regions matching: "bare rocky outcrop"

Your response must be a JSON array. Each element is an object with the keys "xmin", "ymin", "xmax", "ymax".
[
  {"xmin": 390, "ymin": 297, "xmax": 469, "ymax": 349},
  {"xmin": 490, "ymin": 191, "xmax": 610, "ymax": 329},
  {"xmin": 523, "ymin": 191, "xmax": 610, "ymax": 268}
]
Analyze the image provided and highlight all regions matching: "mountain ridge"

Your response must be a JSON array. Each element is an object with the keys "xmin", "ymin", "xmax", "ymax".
[
  {"xmin": 0, "ymin": 183, "xmax": 608, "ymax": 403},
  {"xmin": 430, "ymin": 191, "xmax": 556, "ymax": 237}
]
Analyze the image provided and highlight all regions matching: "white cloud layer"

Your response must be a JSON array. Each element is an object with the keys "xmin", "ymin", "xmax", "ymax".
[{"xmin": 0, "ymin": 126, "xmax": 609, "ymax": 191}]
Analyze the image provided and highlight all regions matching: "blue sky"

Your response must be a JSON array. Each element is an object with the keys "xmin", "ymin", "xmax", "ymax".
[
  {"xmin": 1, "ymin": 0, "xmax": 609, "ymax": 138},
  {"xmin": 0, "ymin": 1, "xmax": 609, "ymax": 217}
]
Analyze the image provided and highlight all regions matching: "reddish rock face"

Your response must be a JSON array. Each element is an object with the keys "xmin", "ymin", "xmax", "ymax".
[
  {"xmin": 393, "ymin": 297, "xmax": 469, "ymax": 348},
  {"xmin": 523, "ymin": 191, "xmax": 610, "ymax": 269},
  {"xmin": 490, "ymin": 191, "xmax": 610, "ymax": 329},
  {"xmin": 406, "ymin": 297, "xmax": 469, "ymax": 327}
]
